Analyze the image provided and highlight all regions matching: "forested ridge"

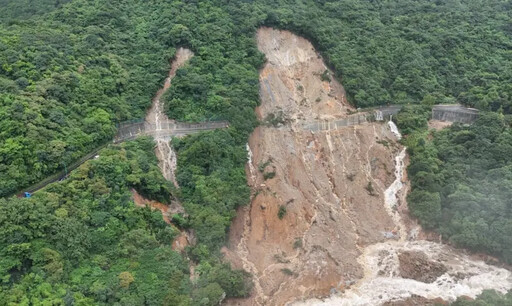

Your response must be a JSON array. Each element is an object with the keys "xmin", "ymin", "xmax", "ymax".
[
  {"xmin": 401, "ymin": 110, "xmax": 512, "ymax": 263},
  {"xmin": 1, "ymin": 0, "xmax": 512, "ymax": 304},
  {"xmin": 0, "ymin": 138, "xmax": 250, "ymax": 304},
  {"xmin": 3, "ymin": 0, "xmax": 512, "ymax": 197}
]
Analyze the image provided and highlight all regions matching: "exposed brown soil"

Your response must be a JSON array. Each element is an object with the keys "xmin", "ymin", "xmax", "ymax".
[
  {"xmin": 224, "ymin": 27, "xmax": 404, "ymax": 306},
  {"xmin": 428, "ymin": 120, "xmax": 453, "ymax": 131},
  {"xmin": 398, "ymin": 251, "xmax": 448, "ymax": 283},
  {"xmin": 136, "ymin": 48, "xmax": 195, "ymax": 254},
  {"xmin": 131, "ymin": 189, "xmax": 192, "ymax": 253},
  {"xmin": 146, "ymin": 47, "xmax": 194, "ymax": 187},
  {"xmin": 132, "ymin": 189, "xmax": 171, "ymax": 224}
]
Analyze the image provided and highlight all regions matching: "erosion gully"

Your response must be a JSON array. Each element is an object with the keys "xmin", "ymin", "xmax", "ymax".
[{"xmin": 145, "ymin": 47, "xmax": 193, "ymax": 188}]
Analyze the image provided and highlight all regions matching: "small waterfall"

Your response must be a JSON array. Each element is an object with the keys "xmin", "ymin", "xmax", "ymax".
[
  {"xmin": 388, "ymin": 119, "xmax": 402, "ymax": 140},
  {"xmin": 383, "ymin": 147, "xmax": 407, "ymax": 240},
  {"xmin": 156, "ymin": 139, "xmax": 179, "ymax": 188},
  {"xmin": 375, "ymin": 110, "xmax": 383, "ymax": 121},
  {"xmin": 145, "ymin": 48, "xmax": 193, "ymax": 186},
  {"xmin": 291, "ymin": 140, "xmax": 512, "ymax": 306},
  {"xmin": 246, "ymin": 143, "xmax": 257, "ymax": 184}
]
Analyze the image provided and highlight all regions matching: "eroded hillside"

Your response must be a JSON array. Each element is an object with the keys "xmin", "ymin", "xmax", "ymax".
[
  {"xmin": 224, "ymin": 27, "xmax": 401, "ymax": 305},
  {"xmin": 224, "ymin": 28, "xmax": 512, "ymax": 306}
]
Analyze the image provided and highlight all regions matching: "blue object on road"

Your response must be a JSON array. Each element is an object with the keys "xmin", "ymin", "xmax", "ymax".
[{"xmin": 24, "ymin": 192, "xmax": 31, "ymax": 198}]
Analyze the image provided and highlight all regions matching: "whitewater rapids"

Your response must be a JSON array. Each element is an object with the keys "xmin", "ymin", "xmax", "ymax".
[{"xmin": 292, "ymin": 120, "xmax": 512, "ymax": 305}]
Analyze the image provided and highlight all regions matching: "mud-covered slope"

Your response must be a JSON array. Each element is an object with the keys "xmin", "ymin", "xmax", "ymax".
[
  {"xmin": 224, "ymin": 28, "xmax": 512, "ymax": 306},
  {"xmin": 224, "ymin": 27, "xmax": 402, "ymax": 306}
]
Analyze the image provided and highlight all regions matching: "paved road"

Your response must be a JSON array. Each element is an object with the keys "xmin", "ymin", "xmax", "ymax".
[
  {"xmin": 432, "ymin": 104, "xmax": 479, "ymax": 113},
  {"xmin": 303, "ymin": 105, "xmax": 402, "ymax": 132},
  {"xmin": 16, "ymin": 104, "xmax": 476, "ymax": 196},
  {"xmin": 431, "ymin": 104, "xmax": 479, "ymax": 123},
  {"xmin": 114, "ymin": 120, "xmax": 229, "ymax": 142},
  {"xmin": 17, "ymin": 120, "xmax": 229, "ymax": 196},
  {"xmin": 303, "ymin": 104, "xmax": 478, "ymax": 132}
]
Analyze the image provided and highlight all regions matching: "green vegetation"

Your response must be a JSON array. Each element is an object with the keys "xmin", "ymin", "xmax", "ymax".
[
  {"xmin": 263, "ymin": 171, "xmax": 276, "ymax": 181},
  {"xmin": 263, "ymin": 0, "xmax": 512, "ymax": 110},
  {"xmin": 365, "ymin": 181, "xmax": 376, "ymax": 196},
  {"xmin": 0, "ymin": 138, "xmax": 250, "ymax": 304},
  {"xmin": 278, "ymin": 205, "xmax": 287, "ymax": 220},
  {"xmin": 0, "ymin": 138, "xmax": 187, "ymax": 304},
  {"xmin": 0, "ymin": 0, "xmax": 72, "ymax": 22},
  {"xmin": 2, "ymin": 0, "xmax": 512, "ymax": 302},
  {"xmin": 258, "ymin": 158, "xmax": 273, "ymax": 173},
  {"xmin": 293, "ymin": 238, "xmax": 303, "ymax": 249},
  {"xmin": 280, "ymin": 268, "xmax": 294, "ymax": 276},
  {"xmin": 453, "ymin": 290, "xmax": 512, "ymax": 305},
  {"xmin": 0, "ymin": 1, "xmax": 174, "ymax": 196},
  {"xmin": 404, "ymin": 112, "xmax": 512, "ymax": 263},
  {"xmin": 4, "ymin": 0, "xmax": 512, "ymax": 196},
  {"xmin": 320, "ymin": 70, "xmax": 331, "ymax": 83},
  {"xmin": 395, "ymin": 105, "xmax": 432, "ymax": 135},
  {"xmin": 263, "ymin": 111, "xmax": 288, "ymax": 127}
]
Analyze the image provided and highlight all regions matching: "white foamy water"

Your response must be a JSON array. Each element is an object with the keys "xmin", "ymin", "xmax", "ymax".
[
  {"xmin": 292, "ymin": 123, "xmax": 512, "ymax": 305},
  {"xmin": 388, "ymin": 120, "xmax": 402, "ymax": 140},
  {"xmin": 384, "ymin": 148, "xmax": 406, "ymax": 210},
  {"xmin": 156, "ymin": 138, "xmax": 179, "ymax": 187},
  {"xmin": 246, "ymin": 143, "xmax": 257, "ymax": 184},
  {"xmin": 294, "ymin": 240, "xmax": 512, "ymax": 306},
  {"xmin": 145, "ymin": 48, "xmax": 193, "ymax": 187}
]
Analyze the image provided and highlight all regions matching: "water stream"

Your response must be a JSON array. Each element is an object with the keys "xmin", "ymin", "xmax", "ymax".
[
  {"xmin": 388, "ymin": 119, "xmax": 402, "ymax": 141},
  {"xmin": 293, "ymin": 121, "xmax": 512, "ymax": 305},
  {"xmin": 146, "ymin": 48, "xmax": 193, "ymax": 187},
  {"xmin": 246, "ymin": 143, "xmax": 257, "ymax": 185}
]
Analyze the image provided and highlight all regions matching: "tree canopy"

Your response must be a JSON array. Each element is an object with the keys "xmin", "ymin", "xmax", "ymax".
[
  {"xmin": 2, "ymin": 0, "xmax": 512, "ymax": 303},
  {"xmin": 404, "ymin": 112, "xmax": 512, "ymax": 264}
]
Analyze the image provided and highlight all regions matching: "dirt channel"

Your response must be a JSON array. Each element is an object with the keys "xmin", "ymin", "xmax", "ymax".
[
  {"xmin": 146, "ymin": 47, "xmax": 194, "ymax": 189},
  {"xmin": 135, "ymin": 48, "xmax": 194, "ymax": 252},
  {"xmin": 224, "ymin": 27, "xmax": 512, "ymax": 306}
]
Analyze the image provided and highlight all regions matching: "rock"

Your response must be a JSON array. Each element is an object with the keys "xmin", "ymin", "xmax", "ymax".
[{"xmin": 398, "ymin": 251, "xmax": 448, "ymax": 283}]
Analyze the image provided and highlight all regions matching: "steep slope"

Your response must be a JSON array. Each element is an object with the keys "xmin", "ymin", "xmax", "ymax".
[
  {"xmin": 145, "ymin": 47, "xmax": 193, "ymax": 189},
  {"xmin": 225, "ymin": 27, "xmax": 401, "ymax": 305},
  {"xmin": 225, "ymin": 27, "xmax": 512, "ymax": 306}
]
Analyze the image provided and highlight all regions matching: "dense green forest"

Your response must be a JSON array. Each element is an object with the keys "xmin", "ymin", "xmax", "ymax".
[
  {"xmin": 400, "ymin": 110, "xmax": 512, "ymax": 263},
  {"xmin": 2, "ymin": 0, "xmax": 512, "ymax": 197},
  {"xmin": 0, "ymin": 0, "xmax": 71, "ymax": 23},
  {"xmin": 2, "ymin": 0, "xmax": 512, "ymax": 304},
  {"xmin": 0, "ymin": 138, "xmax": 249, "ymax": 305},
  {"xmin": 454, "ymin": 290, "xmax": 512, "ymax": 305}
]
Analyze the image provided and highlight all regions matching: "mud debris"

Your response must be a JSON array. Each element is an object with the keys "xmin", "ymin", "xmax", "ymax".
[
  {"xmin": 226, "ymin": 27, "xmax": 512, "ymax": 306},
  {"xmin": 398, "ymin": 251, "xmax": 448, "ymax": 283}
]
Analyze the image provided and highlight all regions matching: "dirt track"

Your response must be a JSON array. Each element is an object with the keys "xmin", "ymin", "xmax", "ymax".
[{"xmin": 224, "ymin": 27, "xmax": 402, "ymax": 305}]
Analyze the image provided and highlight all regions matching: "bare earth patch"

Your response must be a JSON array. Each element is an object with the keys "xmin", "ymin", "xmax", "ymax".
[
  {"xmin": 398, "ymin": 251, "xmax": 448, "ymax": 283},
  {"xmin": 224, "ymin": 27, "xmax": 401, "ymax": 306},
  {"xmin": 428, "ymin": 119, "xmax": 453, "ymax": 131},
  {"xmin": 225, "ymin": 27, "xmax": 512, "ymax": 306}
]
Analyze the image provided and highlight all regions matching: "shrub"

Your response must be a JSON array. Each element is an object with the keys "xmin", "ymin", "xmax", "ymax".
[{"xmin": 278, "ymin": 205, "xmax": 287, "ymax": 219}]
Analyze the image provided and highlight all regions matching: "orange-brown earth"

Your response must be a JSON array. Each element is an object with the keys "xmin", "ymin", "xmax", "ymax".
[
  {"xmin": 428, "ymin": 119, "xmax": 453, "ymax": 131},
  {"xmin": 132, "ymin": 49, "xmax": 194, "ymax": 253},
  {"xmin": 224, "ymin": 27, "xmax": 403, "ymax": 306},
  {"xmin": 132, "ymin": 189, "xmax": 191, "ymax": 252},
  {"xmin": 224, "ymin": 27, "xmax": 512, "ymax": 306},
  {"xmin": 132, "ymin": 189, "xmax": 172, "ymax": 224}
]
